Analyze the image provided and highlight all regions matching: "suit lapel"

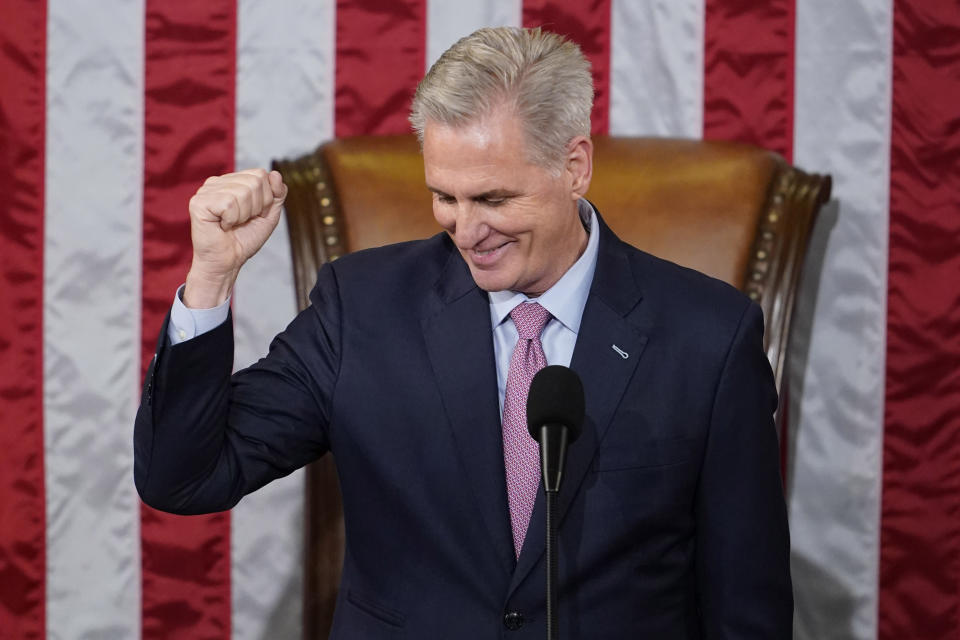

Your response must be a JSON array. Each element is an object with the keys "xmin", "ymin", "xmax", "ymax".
[
  {"xmin": 420, "ymin": 244, "xmax": 516, "ymax": 575},
  {"xmin": 510, "ymin": 219, "xmax": 649, "ymax": 593}
]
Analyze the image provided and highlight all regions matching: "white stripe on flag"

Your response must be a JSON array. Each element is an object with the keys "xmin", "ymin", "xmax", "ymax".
[
  {"xmin": 609, "ymin": 0, "xmax": 704, "ymax": 137},
  {"xmin": 788, "ymin": 1, "xmax": 893, "ymax": 638},
  {"xmin": 231, "ymin": 1, "xmax": 336, "ymax": 638},
  {"xmin": 426, "ymin": 0, "xmax": 522, "ymax": 70},
  {"xmin": 43, "ymin": 1, "xmax": 145, "ymax": 638}
]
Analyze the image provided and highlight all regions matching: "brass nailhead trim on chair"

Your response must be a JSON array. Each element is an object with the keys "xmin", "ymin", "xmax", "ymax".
[
  {"xmin": 307, "ymin": 151, "xmax": 347, "ymax": 265},
  {"xmin": 745, "ymin": 171, "xmax": 791, "ymax": 302}
]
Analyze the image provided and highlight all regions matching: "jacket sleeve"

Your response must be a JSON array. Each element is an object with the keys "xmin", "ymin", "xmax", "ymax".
[
  {"xmin": 134, "ymin": 263, "xmax": 343, "ymax": 515},
  {"xmin": 695, "ymin": 301, "xmax": 793, "ymax": 638}
]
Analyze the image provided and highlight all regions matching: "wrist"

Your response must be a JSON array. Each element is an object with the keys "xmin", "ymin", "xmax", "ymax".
[{"xmin": 184, "ymin": 265, "xmax": 238, "ymax": 309}]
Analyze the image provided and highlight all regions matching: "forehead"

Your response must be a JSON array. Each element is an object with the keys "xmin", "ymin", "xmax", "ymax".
[
  {"xmin": 424, "ymin": 108, "xmax": 525, "ymax": 158},
  {"xmin": 421, "ymin": 109, "xmax": 539, "ymax": 188}
]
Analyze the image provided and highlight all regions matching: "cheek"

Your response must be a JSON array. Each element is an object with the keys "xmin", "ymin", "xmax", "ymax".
[
  {"xmin": 530, "ymin": 212, "xmax": 564, "ymax": 248},
  {"xmin": 432, "ymin": 204, "xmax": 454, "ymax": 232}
]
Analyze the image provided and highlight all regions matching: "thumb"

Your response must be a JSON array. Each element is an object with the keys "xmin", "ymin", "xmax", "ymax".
[{"xmin": 268, "ymin": 170, "xmax": 286, "ymax": 201}]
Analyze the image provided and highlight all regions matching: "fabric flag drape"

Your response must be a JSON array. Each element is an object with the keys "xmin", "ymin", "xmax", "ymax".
[
  {"xmin": 1, "ymin": 1, "xmax": 958, "ymax": 638},
  {"xmin": 0, "ymin": 3, "xmax": 46, "ymax": 639}
]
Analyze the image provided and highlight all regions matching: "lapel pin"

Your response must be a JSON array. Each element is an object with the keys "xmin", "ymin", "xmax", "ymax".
[{"xmin": 611, "ymin": 344, "xmax": 629, "ymax": 359}]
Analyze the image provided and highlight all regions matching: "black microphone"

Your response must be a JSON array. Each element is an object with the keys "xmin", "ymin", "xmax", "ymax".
[
  {"xmin": 526, "ymin": 365, "xmax": 584, "ymax": 640},
  {"xmin": 526, "ymin": 365, "xmax": 585, "ymax": 493}
]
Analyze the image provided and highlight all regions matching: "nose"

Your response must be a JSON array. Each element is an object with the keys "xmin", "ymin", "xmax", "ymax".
[{"xmin": 440, "ymin": 200, "xmax": 489, "ymax": 249}]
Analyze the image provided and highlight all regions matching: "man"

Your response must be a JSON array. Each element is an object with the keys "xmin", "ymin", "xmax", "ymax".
[{"xmin": 136, "ymin": 27, "xmax": 791, "ymax": 638}]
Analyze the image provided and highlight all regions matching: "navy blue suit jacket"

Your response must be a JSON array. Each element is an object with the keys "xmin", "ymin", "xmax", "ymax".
[{"xmin": 135, "ymin": 216, "xmax": 791, "ymax": 638}]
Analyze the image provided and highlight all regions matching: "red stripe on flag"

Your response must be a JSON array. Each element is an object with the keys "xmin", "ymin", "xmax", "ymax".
[
  {"xmin": 522, "ymin": 0, "xmax": 612, "ymax": 135},
  {"xmin": 879, "ymin": 2, "xmax": 960, "ymax": 637},
  {"xmin": 703, "ymin": 0, "xmax": 795, "ymax": 161},
  {"xmin": 0, "ymin": 2, "xmax": 47, "ymax": 637},
  {"xmin": 334, "ymin": 0, "xmax": 427, "ymax": 136},
  {"xmin": 141, "ymin": 3, "xmax": 236, "ymax": 638}
]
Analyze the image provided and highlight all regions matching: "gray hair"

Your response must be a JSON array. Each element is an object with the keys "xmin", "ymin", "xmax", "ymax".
[{"xmin": 409, "ymin": 27, "xmax": 593, "ymax": 170}]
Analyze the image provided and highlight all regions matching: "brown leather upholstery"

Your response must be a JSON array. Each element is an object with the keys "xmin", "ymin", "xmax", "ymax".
[{"xmin": 272, "ymin": 135, "xmax": 831, "ymax": 638}]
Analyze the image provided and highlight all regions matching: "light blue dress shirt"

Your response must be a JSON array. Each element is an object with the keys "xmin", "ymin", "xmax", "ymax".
[{"xmin": 169, "ymin": 200, "xmax": 601, "ymax": 418}]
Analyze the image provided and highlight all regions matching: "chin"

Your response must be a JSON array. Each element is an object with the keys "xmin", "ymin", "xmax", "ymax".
[{"xmin": 468, "ymin": 268, "xmax": 515, "ymax": 293}]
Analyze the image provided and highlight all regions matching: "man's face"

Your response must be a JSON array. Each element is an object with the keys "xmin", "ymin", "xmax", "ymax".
[{"xmin": 422, "ymin": 106, "xmax": 590, "ymax": 296}]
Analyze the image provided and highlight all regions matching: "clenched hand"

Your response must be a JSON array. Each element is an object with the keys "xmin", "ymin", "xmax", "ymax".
[{"xmin": 184, "ymin": 169, "xmax": 287, "ymax": 308}]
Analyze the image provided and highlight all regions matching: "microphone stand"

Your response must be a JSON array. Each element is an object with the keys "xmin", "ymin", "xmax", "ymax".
[
  {"xmin": 545, "ymin": 488, "xmax": 559, "ymax": 640},
  {"xmin": 538, "ymin": 424, "xmax": 569, "ymax": 640}
]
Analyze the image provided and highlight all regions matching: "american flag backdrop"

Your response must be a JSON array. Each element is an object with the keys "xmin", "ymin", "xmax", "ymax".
[{"xmin": 1, "ymin": 1, "xmax": 958, "ymax": 638}]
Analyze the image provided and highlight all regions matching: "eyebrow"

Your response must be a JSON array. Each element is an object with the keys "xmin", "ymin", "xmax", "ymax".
[{"xmin": 426, "ymin": 186, "xmax": 517, "ymax": 200}]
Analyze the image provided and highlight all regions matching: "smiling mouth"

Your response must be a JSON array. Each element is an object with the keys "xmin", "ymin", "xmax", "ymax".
[
  {"xmin": 474, "ymin": 241, "xmax": 509, "ymax": 253},
  {"xmin": 468, "ymin": 241, "xmax": 511, "ymax": 265}
]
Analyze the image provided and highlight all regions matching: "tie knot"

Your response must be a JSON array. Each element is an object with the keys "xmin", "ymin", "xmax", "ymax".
[{"xmin": 510, "ymin": 302, "xmax": 551, "ymax": 340}]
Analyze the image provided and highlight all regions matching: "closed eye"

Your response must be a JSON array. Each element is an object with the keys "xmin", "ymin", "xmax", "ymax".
[{"xmin": 429, "ymin": 190, "xmax": 514, "ymax": 207}]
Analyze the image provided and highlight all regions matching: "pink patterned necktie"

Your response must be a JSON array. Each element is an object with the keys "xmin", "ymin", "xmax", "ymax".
[{"xmin": 502, "ymin": 301, "xmax": 552, "ymax": 557}]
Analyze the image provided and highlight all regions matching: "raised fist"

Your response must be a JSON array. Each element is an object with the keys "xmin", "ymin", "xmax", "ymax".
[{"xmin": 184, "ymin": 169, "xmax": 287, "ymax": 308}]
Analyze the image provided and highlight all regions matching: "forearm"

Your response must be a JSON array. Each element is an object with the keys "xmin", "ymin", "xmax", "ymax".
[
  {"xmin": 135, "ymin": 269, "xmax": 339, "ymax": 515},
  {"xmin": 135, "ymin": 315, "xmax": 243, "ymax": 514}
]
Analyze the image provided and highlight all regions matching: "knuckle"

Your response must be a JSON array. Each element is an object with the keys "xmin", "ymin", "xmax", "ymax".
[
  {"xmin": 189, "ymin": 193, "xmax": 212, "ymax": 213},
  {"xmin": 238, "ymin": 187, "xmax": 254, "ymax": 208}
]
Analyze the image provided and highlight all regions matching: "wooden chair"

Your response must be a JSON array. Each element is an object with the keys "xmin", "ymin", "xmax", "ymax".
[{"xmin": 272, "ymin": 135, "xmax": 831, "ymax": 638}]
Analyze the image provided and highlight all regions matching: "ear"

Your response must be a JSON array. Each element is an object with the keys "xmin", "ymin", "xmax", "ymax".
[{"xmin": 565, "ymin": 135, "xmax": 593, "ymax": 200}]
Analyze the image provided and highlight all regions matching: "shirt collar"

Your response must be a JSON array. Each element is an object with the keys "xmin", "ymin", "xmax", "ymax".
[{"xmin": 489, "ymin": 199, "xmax": 600, "ymax": 334}]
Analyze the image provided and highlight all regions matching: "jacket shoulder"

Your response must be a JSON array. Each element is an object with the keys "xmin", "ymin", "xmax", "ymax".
[
  {"xmin": 622, "ymin": 241, "xmax": 757, "ymax": 340},
  {"xmin": 308, "ymin": 232, "xmax": 453, "ymax": 308},
  {"xmin": 629, "ymin": 247, "xmax": 753, "ymax": 317}
]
